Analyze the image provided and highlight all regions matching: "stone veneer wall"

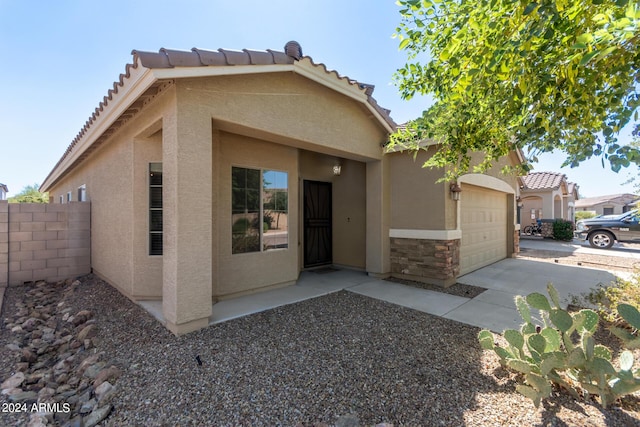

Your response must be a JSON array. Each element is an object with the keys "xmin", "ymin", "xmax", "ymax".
[
  {"xmin": 0, "ymin": 201, "xmax": 91, "ymax": 286},
  {"xmin": 390, "ymin": 237, "xmax": 460, "ymax": 287}
]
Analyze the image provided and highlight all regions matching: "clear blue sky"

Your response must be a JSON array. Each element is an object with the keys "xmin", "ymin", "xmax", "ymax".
[{"xmin": 0, "ymin": 0, "xmax": 636, "ymax": 198}]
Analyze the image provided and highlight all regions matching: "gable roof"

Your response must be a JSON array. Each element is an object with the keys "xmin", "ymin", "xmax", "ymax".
[
  {"xmin": 575, "ymin": 193, "xmax": 638, "ymax": 208},
  {"xmin": 0, "ymin": 183, "xmax": 7, "ymax": 193},
  {"xmin": 520, "ymin": 172, "xmax": 567, "ymax": 191},
  {"xmin": 41, "ymin": 41, "xmax": 395, "ymax": 192}
]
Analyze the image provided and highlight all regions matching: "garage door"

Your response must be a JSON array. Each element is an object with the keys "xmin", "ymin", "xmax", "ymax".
[{"xmin": 460, "ymin": 184, "xmax": 507, "ymax": 275}]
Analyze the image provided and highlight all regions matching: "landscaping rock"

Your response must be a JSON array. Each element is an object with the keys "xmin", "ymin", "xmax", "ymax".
[
  {"xmin": 1, "ymin": 372, "xmax": 25, "ymax": 390},
  {"xmin": 93, "ymin": 366, "xmax": 121, "ymax": 387},
  {"xmin": 83, "ymin": 404, "xmax": 111, "ymax": 427}
]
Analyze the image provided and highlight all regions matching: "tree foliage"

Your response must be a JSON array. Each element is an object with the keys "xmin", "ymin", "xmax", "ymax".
[
  {"xmin": 392, "ymin": 0, "xmax": 640, "ymax": 181},
  {"xmin": 8, "ymin": 184, "xmax": 49, "ymax": 204}
]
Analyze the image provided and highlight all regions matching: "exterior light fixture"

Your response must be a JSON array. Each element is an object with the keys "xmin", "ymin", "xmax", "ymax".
[
  {"xmin": 333, "ymin": 162, "xmax": 342, "ymax": 176},
  {"xmin": 450, "ymin": 183, "xmax": 462, "ymax": 201}
]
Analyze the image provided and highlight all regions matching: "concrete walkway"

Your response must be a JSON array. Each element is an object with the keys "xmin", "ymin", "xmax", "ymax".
[{"xmin": 140, "ymin": 256, "xmax": 629, "ymax": 334}]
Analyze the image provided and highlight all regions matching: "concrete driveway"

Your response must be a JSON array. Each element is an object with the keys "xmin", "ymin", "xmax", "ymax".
[{"xmin": 449, "ymin": 257, "xmax": 627, "ymax": 332}]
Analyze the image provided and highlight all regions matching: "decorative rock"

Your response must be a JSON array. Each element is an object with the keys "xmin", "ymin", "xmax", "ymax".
[
  {"xmin": 77, "ymin": 354, "xmax": 102, "ymax": 375},
  {"xmin": 6, "ymin": 343, "xmax": 21, "ymax": 351},
  {"xmin": 26, "ymin": 414, "xmax": 48, "ymax": 427},
  {"xmin": 83, "ymin": 363, "xmax": 105, "ymax": 379},
  {"xmin": 83, "ymin": 404, "xmax": 111, "ymax": 427},
  {"xmin": 38, "ymin": 387, "xmax": 56, "ymax": 402},
  {"xmin": 65, "ymin": 415, "xmax": 84, "ymax": 427},
  {"xmin": 8, "ymin": 390, "xmax": 38, "ymax": 403},
  {"xmin": 11, "ymin": 325, "xmax": 24, "ymax": 333},
  {"xmin": 54, "ymin": 409, "xmax": 72, "ymax": 424},
  {"xmin": 93, "ymin": 366, "xmax": 121, "ymax": 388},
  {"xmin": 335, "ymin": 414, "xmax": 360, "ymax": 427},
  {"xmin": 21, "ymin": 348, "xmax": 37, "ymax": 363},
  {"xmin": 77, "ymin": 324, "xmax": 96, "ymax": 342},
  {"xmin": 22, "ymin": 317, "xmax": 41, "ymax": 331},
  {"xmin": 80, "ymin": 398, "xmax": 97, "ymax": 414},
  {"xmin": 16, "ymin": 362, "xmax": 30, "ymax": 372},
  {"xmin": 94, "ymin": 381, "xmax": 116, "ymax": 403},
  {"xmin": 1, "ymin": 372, "xmax": 26, "ymax": 390}
]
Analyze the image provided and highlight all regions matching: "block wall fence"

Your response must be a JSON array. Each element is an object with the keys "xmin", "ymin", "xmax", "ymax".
[{"xmin": 0, "ymin": 201, "xmax": 91, "ymax": 287}]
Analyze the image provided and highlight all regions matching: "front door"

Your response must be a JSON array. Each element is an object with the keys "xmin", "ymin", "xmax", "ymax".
[{"xmin": 304, "ymin": 180, "xmax": 332, "ymax": 267}]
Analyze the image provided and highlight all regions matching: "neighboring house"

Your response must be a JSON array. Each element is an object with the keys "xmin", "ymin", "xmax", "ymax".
[
  {"xmin": 519, "ymin": 172, "xmax": 579, "ymax": 225},
  {"xmin": 0, "ymin": 184, "xmax": 7, "ymax": 200},
  {"xmin": 575, "ymin": 193, "xmax": 639, "ymax": 216},
  {"xmin": 41, "ymin": 41, "xmax": 522, "ymax": 335}
]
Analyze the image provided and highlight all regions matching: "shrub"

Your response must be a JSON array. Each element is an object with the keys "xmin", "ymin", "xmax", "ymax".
[
  {"xmin": 552, "ymin": 219, "xmax": 574, "ymax": 241},
  {"xmin": 569, "ymin": 272, "xmax": 640, "ymax": 324},
  {"xmin": 478, "ymin": 284, "xmax": 640, "ymax": 408},
  {"xmin": 575, "ymin": 211, "xmax": 597, "ymax": 221}
]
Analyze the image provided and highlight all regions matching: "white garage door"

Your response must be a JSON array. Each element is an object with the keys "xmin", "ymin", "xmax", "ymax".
[{"xmin": 460, "ymin": 184, "xmax": 507, "ymax": 275}]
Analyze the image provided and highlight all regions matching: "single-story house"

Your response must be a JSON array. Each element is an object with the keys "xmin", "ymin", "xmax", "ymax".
[
  {"xmin": 575, "ymin": 193, "xmax": 639, "ymax": 216},
  {"xmin": 41, "ymin": 41, "xmax": 522, "ymax": 334},
  {"xmin": 519, "ymin": 172, "xmax": 579, "ymax": 225},
  {"xmin": 0, "ymin": 184, "xmax": 8, "ymax": 200}
]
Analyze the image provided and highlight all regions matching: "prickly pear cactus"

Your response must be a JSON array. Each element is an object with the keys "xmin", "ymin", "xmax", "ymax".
[{"xmin": 478, "ymin": 283, "xmax": 640, "ymax": 408}]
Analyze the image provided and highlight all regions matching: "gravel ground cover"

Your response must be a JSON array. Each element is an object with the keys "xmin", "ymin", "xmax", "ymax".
[{"xmin": 1, "ymin": 275, "xmax": 639, "ymax": 426}]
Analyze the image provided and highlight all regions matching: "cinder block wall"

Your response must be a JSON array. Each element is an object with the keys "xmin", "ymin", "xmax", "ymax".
[{"xmin": 0, "ymin": 201, "xmax": 91, "ymax": 286}]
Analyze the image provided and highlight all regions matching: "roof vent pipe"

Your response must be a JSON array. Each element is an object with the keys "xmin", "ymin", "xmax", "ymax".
[{"xmin": 284, "ymin": 41, "xmax": 303, "ymax": 60}]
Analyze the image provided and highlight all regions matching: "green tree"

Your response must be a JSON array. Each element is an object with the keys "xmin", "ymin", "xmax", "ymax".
[
  {"xmin": 392, "ymin": 0, "xmax": 640, "ymax": 181},
  {"xmin": 8, "ymin": 184, "xmax": 49, "ymax": 203}
]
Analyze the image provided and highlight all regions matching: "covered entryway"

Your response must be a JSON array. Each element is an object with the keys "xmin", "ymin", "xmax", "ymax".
[
  {"xmin": 460, "ymin": 184, "xmax": 508, "ymax": 275},
  {"xmin": 304, "ymin": 180, "xmax": 332, "ymax": 267}
]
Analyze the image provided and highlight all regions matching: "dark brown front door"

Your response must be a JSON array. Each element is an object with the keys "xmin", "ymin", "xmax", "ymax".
[{"xmin": 304, "ymin": 180, "xmax": 332, "ymax": 268}]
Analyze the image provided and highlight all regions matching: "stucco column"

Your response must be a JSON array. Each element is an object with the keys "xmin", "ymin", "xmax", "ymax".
[
  {"xmin": 366, "ymin": 156, "xmax": 390, "ymax": 276},
  {"xmin": 541, "ymin": 192, "xmax": 554, "ymax": 219},
  {"xmin": 162, "ymin": 103, "xmax": 213, "ymax": 335}
]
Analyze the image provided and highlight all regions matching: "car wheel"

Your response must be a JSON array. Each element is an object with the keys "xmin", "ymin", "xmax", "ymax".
[{"xmin": 588, "ymin": 231, "xmax": 615, "ymax": 249}]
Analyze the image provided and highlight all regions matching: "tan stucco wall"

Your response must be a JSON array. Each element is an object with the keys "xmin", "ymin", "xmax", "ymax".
[
  {"xmin": 298, "ymin": 151, "xmax": 366, "ymax": 270},
  {"xmin": 216, "ymin": 132, "xmax": 299, "ymax": 298},
  {"xmin": 47, "ymin": 85, "xmax": 175, "ymax": 299},
  {"xmin": 48, "ymin": 128, "xmax": 135, "ymax": 295},
  {"xmin": 389, "ymin": 148, "xmax": 448, "ymax": 230},
  {"xmin": 175, "ymin": 74, "xmax": 388, "ymax": 161}
]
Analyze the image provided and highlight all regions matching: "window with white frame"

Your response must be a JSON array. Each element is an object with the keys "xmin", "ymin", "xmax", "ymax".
[
  {"xmin": 66, "ymin": 192, "xmax": 72, "ymax": 203},
  {"xmin": 232, "ymin": 167, "xmax": 288, "ymax": 254},
  {"xmin": 77, "ymin": 185, "xmax": 86, "ymax": 202},
  {"xmin": 59, "ymin": 195, "xmax": 63, "ymax": 204},
  {"xmin": 149, "ymin": 163, "xmax": 163, "ymax": 256}
]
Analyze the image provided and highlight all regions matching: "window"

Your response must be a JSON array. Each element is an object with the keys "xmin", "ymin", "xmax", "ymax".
[
  {"xmin": 603, "ymin": 207, "xmax": 614, "ymax": 216},
  {"xmin": 66, "ymin": 192, "xmax": 72, "ymax": 203},
  {"xmin": 77, "ymin": 185, "xmax": 86, "ymax": 202},
  {"xmin": 232, "ymin": 167, "xmax": 288, "ymax": 254},
  {"xmin": 149, "ymin": 163, "xmax": 163, "ymax": 255},
  {"xmin": 59, "ymin": 195, "xmax": 63, "ymax": 204}
]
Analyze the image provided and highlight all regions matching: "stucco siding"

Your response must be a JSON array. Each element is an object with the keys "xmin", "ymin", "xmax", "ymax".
[
  {"xmin": 175, "ymin": 75, "xmax": 387, "ymax": 161},
  {"xmin": 216, "ymin": 132, "xmax": 299, "ymax": 298},
  {"xmin": 49, "ymin": 132, "xmax": 135, "ymax": 295},
  {"xmin": 389, "ymin": 148, "xmax": 448, "ymax": 230}
]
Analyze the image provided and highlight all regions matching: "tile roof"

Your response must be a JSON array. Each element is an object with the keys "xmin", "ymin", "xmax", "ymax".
[
  {"xmin": 575, "ymin": 193, "xmax": 639, "ymax": 207},
  {"xmin": 41, "ymin": 41, "xmax": 395, "ymax": 191},
  {"xmin": 521, "ymin": 172, "xmax": 567, "ymax": 190},
  {"xmin": 131, "ymin": 41, "xmax": 392, "ymax": 123}
]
